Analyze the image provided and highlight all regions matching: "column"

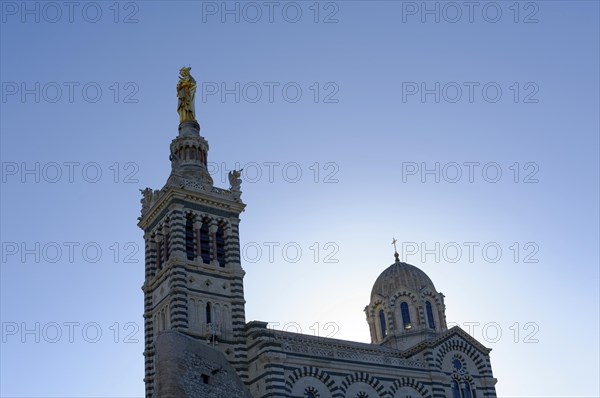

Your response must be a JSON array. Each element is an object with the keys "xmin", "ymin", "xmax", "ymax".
[{"xmin": 209, "ymin": 220, "xmax": 219, "ymax": 266}]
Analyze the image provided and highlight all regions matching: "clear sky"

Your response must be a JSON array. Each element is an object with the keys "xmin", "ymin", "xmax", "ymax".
[{"xmin": 1, "ymin": 1, "xmax": 599, "ymax": 397}]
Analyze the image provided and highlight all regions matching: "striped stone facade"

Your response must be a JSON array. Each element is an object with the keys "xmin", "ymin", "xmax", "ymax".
[
  {"xmin": 138, "ymin": 120, "xmax": 248, "ymax": 397},
  {"xmin": 243, "ymin": 322, "xmax": 497, "ymax": 398},
  {"xmin": 138, "ymin": 120, "xmax": 497, "ymax": 398}
]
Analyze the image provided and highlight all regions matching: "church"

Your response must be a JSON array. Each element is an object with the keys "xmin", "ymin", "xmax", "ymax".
[{"xmin": 137, "ymin": 68, "xmax": 498, "ymax": 398}]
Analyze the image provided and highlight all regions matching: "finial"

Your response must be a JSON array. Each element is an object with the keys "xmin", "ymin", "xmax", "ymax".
[{"xmin": 391, "ymin": 237, "xmax": 400, "ymax": 263}]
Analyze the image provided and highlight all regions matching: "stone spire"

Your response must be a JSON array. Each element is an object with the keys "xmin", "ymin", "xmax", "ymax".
[
  {"xmin": 165, "ymin": 120, "xmax": 214, "ymax": 188},
  {"xmin": 166, "ymin": 67, "xmax": 214, "ymax": 189},
  {"xmin": 139, "ymin": 67, "xmax": 243, "ymax": 221}
]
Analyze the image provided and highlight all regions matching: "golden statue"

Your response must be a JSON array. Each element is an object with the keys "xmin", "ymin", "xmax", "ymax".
[{"xmin": 177, "ymin": 66, "xmax": 197, "ymax": 123}]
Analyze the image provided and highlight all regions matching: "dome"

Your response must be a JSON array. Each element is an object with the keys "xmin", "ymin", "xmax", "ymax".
[{"xmin": 371, "ymin": 260, "xmax": 437, "ymax": 299}]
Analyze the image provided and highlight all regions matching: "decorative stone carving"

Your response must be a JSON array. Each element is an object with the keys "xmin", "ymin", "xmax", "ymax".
[
  {"xmin": 228, "ymin": 170, "xmax": 242, "ymax": 192},
  {"xmin": 140, "ymin": 187, "xmax": 162, "ymax": 216}
]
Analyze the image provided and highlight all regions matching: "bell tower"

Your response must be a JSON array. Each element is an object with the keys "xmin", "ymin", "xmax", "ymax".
[{"xmin": 138, "ymin": 67, "xmax": 247, "ymax": 398}]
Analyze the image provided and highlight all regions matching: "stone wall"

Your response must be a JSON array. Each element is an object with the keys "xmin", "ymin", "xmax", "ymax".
[{"xmin": 154, "ymin": 330, "xmax": 252, "ymax": 398}]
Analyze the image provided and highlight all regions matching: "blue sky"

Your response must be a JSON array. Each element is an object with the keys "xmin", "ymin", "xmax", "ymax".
[{"xmin": 1, "ymin": 1, "xmax": 599, "ymax": 397}]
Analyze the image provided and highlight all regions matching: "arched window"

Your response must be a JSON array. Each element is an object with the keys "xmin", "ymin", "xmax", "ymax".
[
  {"xmin": 216, "ymin": 224, "xmax": 226, "ymax": 267},
  {"xmin": 206, "ymin": 302, "xmax": 212, "ymax": 324},
  {"xmin": 400, "ymin": 302, "xmax": 411, "ymax": 329},
  {"xmin": 185, "ymin": 216, "xmax": 195, "ymax": 260},
  {"xmin": 156, "ymin": 231, "xmax": 168, "ymax": 270},
  {"xmin": 199, "ymin": 221, "xmax": 211, "ymax": 263},
  {"xmin": 426, "ymin": 301, "xmax": 436, "ymax": 329},
  {"xmin": 462, "ymin": 382, "xmax": 473, "ymax": 398},
  {"xmin": 156, "ymin": 239, "xmax": 162, "ymax": 271},
  {"xmin": 451, "ymin": 380, "xmax": 461, "ymax": 398},
  {"xmin": 164, "ymin": 231, "xmax": 170, "ymax": 262},
  {"xmin": 378, "ymin": 309, "xmax": 387, "ymax": 338},
  {"xmin": 304, "ymin": 387, "xmax": 319, "ymax": 398}
]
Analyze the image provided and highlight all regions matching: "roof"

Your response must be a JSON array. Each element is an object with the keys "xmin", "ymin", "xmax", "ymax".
[{"xmin": 371, "ymin": 260, "xmax": 437, "ymax": 299}]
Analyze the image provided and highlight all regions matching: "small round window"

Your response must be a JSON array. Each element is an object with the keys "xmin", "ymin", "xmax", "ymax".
[{"xmin": 452, "ymin": 358, "xmax": 463, "ymax": 371}]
